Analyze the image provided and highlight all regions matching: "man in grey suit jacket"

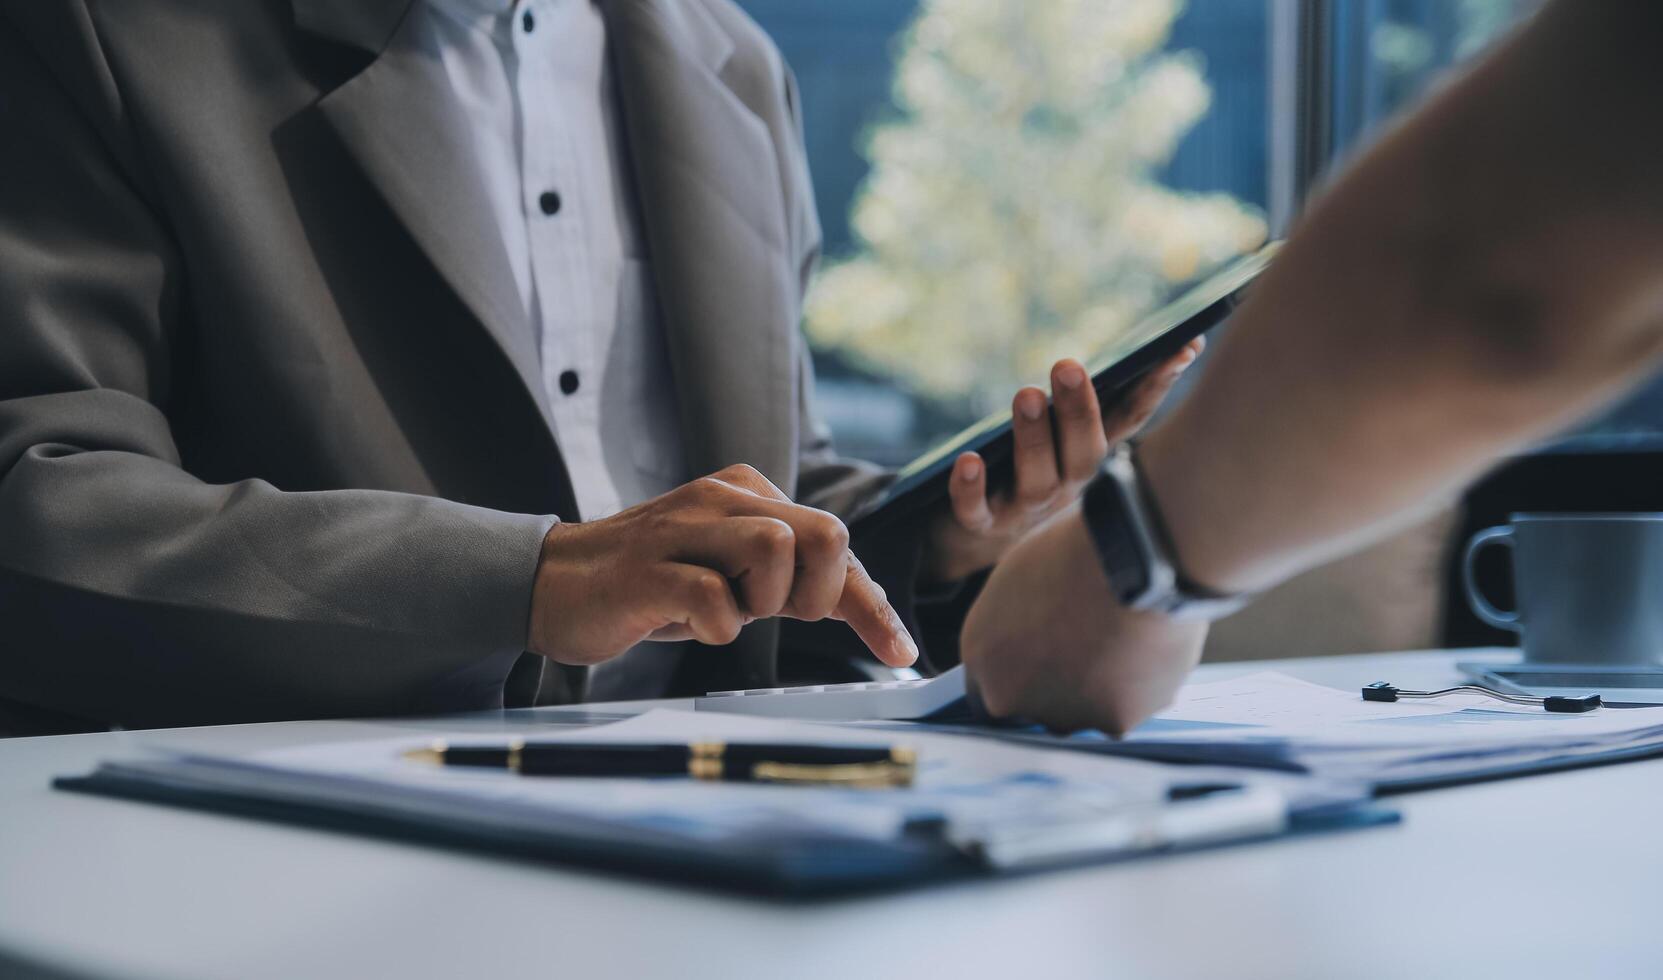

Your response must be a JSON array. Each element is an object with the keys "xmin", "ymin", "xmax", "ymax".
[{"xmin": 0, "ymin": 0, "xmax": 1188, "ymax": 734}]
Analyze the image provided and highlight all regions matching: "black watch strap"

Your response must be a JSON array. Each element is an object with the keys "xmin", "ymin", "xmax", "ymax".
[
  {"xmin": 1080, "ymin": 446, "xmax": 1252, "ymax": 622},
  {"xmin": 1081, "ymin": 454, "xmax": 1164, "ymax": 606}
]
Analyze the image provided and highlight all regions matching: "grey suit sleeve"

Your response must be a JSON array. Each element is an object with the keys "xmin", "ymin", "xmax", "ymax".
[{"xmin": 0, "ymin": 17, "xmax": 553, "ymax": 729}]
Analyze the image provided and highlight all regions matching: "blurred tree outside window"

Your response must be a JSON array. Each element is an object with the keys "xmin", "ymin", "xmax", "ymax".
[
  {"xmin": 806, "ymin": 0, "xmax": 1267, "ymax": 419},
  {"xmin": 742, "ymin": 0, "xmax": 1663, "ymax": 466},
  {"xmin": 741, "ymin": 0, "xmax": 1268, "ymax": 466}
]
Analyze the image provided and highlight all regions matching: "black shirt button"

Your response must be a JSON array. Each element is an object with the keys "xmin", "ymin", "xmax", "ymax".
[
  {"xmin": 522, "ymin": 9, "xmax": 535, "ymax": 33},
  {"xmin": 558, "ymin": 370, "xmax": 580, "ymax": 395},
  {"xmin": 539, "ymin": 190, "xmax": 561, "ymax": 216}
]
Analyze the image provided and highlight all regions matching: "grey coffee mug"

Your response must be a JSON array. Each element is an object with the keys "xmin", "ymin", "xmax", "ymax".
[{"xmin": 1461, "ymin": 513, "xmax": 1663, "ymax": 666}]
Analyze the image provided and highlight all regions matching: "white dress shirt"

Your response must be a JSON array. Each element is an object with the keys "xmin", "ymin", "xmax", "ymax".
[
  {"xmin": 414, "ymin": 0, "xmax": 692, "ymax": 698},
  {"xmin": 418, "ymin": 0, "xmax": 689, "ymax": 520}
]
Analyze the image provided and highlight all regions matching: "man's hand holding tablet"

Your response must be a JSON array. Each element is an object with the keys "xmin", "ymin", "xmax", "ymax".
[
  {"xmin": 857, "ymin": 243, "xmax": 1280, "ymax": 583},
  {"xmin": 923, "ymin": 341, "xmax": 1202, "ymax": 583}
]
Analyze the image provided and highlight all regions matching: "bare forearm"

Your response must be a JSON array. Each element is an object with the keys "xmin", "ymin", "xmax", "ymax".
[{"xmin": 1141, "ymin": 0, "xmax": 1663, "ymax": 595}]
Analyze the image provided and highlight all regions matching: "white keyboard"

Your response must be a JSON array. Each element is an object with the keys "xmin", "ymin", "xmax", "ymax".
[{"xmin": 694, "ymin": 666, "xmax": 968, "ymax": 722}]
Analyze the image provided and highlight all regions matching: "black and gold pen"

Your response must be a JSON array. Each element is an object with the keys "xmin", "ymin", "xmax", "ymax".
[{"xmin": 402, "ymin": 739, "xmax": 917, "ymax": 787}]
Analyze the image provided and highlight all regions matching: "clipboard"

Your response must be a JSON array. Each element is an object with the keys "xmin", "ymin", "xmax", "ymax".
[
  {"xmin": 52, "ymin": 712, "xmax": 1393, "ymax": 898},
  {"xmin": 53, "ymin": 760, "xmax": 1393, "ymax": 896}
]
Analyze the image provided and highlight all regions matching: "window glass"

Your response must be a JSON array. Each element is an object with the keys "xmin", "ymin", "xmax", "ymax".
[
  {"xmin": 1330, "ymin": 0, "xmax": 1539, "ymax": 155},
  {"xmin": 1327, "ymin": 0, "xmax": 1663, "ymax": 452},
  {"xmin": 740, "ymin": 0, "xmax": 1270, "ymax": 466}
]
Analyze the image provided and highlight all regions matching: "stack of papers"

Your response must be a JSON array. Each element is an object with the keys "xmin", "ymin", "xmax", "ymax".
[
  {"xmin": 214, "ymin": 708, "xmax": 1197, "ymax": 842},
  {"xmin": 1032, "ymin": 672, "xmax": 1663, "ymax": 791}
]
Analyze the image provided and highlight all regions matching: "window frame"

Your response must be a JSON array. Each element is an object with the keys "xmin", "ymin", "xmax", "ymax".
[{"xmin": 1267, "ymin": 0, "xmax": 1334, "ymax": 236}]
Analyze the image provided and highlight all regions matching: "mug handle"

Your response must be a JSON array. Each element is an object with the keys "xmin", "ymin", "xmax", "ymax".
[{"xmin": 1461, "ymin": 525, "xmax": 1522, "ymax": 632}]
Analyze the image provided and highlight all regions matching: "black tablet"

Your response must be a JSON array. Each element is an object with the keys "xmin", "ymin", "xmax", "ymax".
[{"xmin": 850, "ymin": 241, "xmax": 1280, "ymax": 533}]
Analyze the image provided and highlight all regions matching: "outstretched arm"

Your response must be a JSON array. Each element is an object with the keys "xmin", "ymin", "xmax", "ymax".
[{"xmin": 963, "ymin": 0, "xmax": 1663, "ymax": 732}]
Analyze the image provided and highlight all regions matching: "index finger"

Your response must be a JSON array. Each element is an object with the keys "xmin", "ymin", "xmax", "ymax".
[{"xmin": 831, "ymin": 552, "xmax": 919, "ymax": 668}]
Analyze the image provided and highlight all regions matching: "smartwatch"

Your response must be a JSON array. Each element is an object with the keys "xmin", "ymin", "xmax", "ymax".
[{"xmin": 1080, "ymin": 445, "xmax": 1253, "ymax": 622}]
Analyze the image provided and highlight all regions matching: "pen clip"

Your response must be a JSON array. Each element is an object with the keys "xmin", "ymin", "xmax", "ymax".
[{"xmin": 743, "ymin": 759, "xmax": 915, "ymax": 788}]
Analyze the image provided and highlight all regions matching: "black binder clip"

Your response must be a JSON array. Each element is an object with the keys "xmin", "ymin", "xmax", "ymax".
[{"xmin": 1362, "ymin": 681, "xmax": 1601, "ymax": 713}]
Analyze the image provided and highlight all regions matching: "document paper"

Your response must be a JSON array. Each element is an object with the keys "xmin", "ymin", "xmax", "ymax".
[
  {"xmin": 1123, "ymin": 671, "xmax": 1663, "ymax": 789},
  {"xmin": 144, "ymin": 709, "xmax": 1298, "ymax": 845}
]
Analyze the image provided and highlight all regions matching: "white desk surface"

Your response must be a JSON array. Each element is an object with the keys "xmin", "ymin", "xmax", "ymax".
[{"xmin": 2, "ymin": 648, "xmax": 1659, "ymax": 980}]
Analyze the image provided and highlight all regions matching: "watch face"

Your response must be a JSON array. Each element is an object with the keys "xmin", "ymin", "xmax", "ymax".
[
  {"xmin": 1083, "ymin": 451, "xmax": 1250, "ymax": 622},
  {"xmin": 1102, "ymin": 514, "xmax": 1151, "ymax": 604},
  {"xmin": 1083, "ymin": 470, "xmax": 1152, "ymax": 605}
]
